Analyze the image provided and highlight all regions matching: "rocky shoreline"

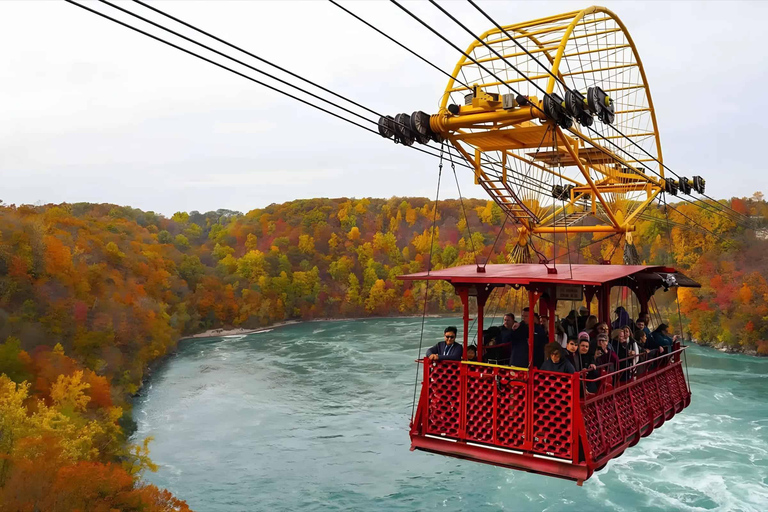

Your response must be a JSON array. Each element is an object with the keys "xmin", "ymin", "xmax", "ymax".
[{"xmin": 689, "ymin": 338, "xmax": 763, "ymax": 357}]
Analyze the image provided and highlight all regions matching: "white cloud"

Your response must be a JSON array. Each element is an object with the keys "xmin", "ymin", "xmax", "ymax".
[
  {"xmin": 0, "ymin": 1, "xmax": 766, "ymax": 215},
  {"xmin": 181, "ymin": 169, "xmax": 343, "ymax": 188}
]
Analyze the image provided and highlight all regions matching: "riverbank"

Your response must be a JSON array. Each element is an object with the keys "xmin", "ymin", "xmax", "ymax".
[
  {"xmin": 179, "ymin": 319, "xmax": 766, "ymax": 358},
  {"xmin": 690, "ymin": 338, "xmax": 764, "ymax": 357}
]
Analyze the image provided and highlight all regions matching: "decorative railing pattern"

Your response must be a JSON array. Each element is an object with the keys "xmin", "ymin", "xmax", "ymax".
[{"xmin": 416, "ymin": 346, "xmax": 691, "ymax": 470}]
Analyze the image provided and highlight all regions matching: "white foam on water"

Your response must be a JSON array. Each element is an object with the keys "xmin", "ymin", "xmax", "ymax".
[{"xmin": 602, "ymin": 408, "xmax": 768, "ymax": 512}]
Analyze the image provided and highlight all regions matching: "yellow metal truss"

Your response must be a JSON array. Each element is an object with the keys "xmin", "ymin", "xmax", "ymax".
[{"xmin": 429, "ymin": 6, "xmax": 665, "ymax": 237}]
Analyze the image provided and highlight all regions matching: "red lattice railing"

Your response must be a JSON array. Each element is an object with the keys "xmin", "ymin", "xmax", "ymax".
[
  {"xmin": 426, "ymin": 362, "xmax": 461, "ymax": 437},
  {"xmin": 496, "ymin": 368, "xmax": 527, "ymax": 449},
  {"xmin": 581, "ymin": 358, "xmax": 690, "ymax": 462},
  {"xmin": 416, "ymin": 347, "xmax": 691, "ymax": 473},
  {"xmin": 532, "ymin": 372, "xmax": 574, "ymax": 459},
  {"xmin": 465, "ymin": 367, "xmax": 495, "ymax": 443}
]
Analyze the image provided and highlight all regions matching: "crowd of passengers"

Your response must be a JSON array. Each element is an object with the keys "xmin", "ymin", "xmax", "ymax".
[{"xmin": 426, "ymin": 306, "xmax": 680, "ymax": 390}]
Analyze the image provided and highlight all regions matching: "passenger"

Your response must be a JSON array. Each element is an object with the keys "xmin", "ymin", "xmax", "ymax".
[
  {"xmin": 500, "ymin": 312, "xmax": 526, "ymax": 366},
  {"xmin": 585, "ymin": 315, "xmax": 598, "ymax": 334},
  {"xmin": 577, "ymin": 338, "xmax": 599, "ymax": 393},
  {"xmin": 592, "ymin": 322, "xmax": 610, "ymax": 342},
  {"xmin": 590, "ymin": 322, "xmax": 610, "ymax": 356},
  {"xmin": 555, "ymin": 322, "xmax": 568, "ymax": 348},
  {"xmin": 520, "ymin": 307, "xmax": 531, "ymax": 327},
  {"xmin": 613, "ymin": 328, "xmax": 636, "ymax": 381},
  {"xmin": 634, "ymin": 329, "xmax": 648, "ymax": 353},
  {"xmin": 594, "ymin": 333, "xmax": 619, "ymax": 373},
  {"xmin": 564, "ymin": 338, "xmax": 579, "ymax": 368},
  {"xmin": 576, "ymin": 338, "xmax": 597, "ymax": 372},
  {"xmin": 577, "ymin": 331, "xmax": 591, "ymax": 351},
  {"xmin": 500, "ymin": 313, "xmax": 517, "ymax": 341},
  {"xmin": 633, "ymin": 329, "xmax": 649, "ymax": 374},
  {"xmin": 539, "ymin": 314, "xmax": 549, "ymax": 334},
  {"xmin": 611, "ymin": 306, "xmax": 634, "ymax": 330},
  {"xmin": 648, "ymin": 323, "xmax": 678, "ymax": 356},
  {"xmin": 624, "ymin": 325, "xmax": 640, "ymax": 366},
  {"xmin": 540, "ymin": 342, "xmax": 575, "ymax": 374},
  {"xmin": 577, "ymin": 306, "xmax": 590, "ymax": 331},
  {"xmin": 483, "ymin": 326, "xmax": 504, "ymax": 363},
  {"xmin": 466, "ymin": 345, "xmax": 478, "ymax": 362},
  {"xmin": 561, "ymin": 310, "xmax": 579, "ymax": 340},
  {"xmin": 636, "ymin": 317, "xmax": 651, "ymax": 338},
  {"xmin": 426, "ymin": 327, "xmax": 463, "ymax": 361},
  {"xmin": 532, "ymin": 313, "xmax": 548, "ymax": 368},
  {"xmin": 507, "ymin": 308, "xmax": 532, "ymax": 368}
]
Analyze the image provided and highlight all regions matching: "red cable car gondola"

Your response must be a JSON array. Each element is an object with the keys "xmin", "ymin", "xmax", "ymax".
[{"xmin": 400, "ymin": 263, "xmax": 699, "ymax": 485}]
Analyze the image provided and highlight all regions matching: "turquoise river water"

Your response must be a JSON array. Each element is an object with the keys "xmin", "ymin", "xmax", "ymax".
[{"xmin": 132, "ymin": 318, "xmax": 768, "ymax": 511}]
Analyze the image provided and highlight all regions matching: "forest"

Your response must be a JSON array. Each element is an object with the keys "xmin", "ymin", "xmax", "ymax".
[{"xmin": 0, "ymin": 193, "xmax": 766, "ymax": 508}]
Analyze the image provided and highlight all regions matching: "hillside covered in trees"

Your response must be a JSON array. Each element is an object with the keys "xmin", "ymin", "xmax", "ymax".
[{"xmin": 0, "ymin": 194, "xmax": 766, "ymax": 506}]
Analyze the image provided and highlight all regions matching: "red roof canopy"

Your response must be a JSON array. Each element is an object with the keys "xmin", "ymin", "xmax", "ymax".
[{"xmin": 398, "ymin": 263, "xmax": 699, "ymax": 287}]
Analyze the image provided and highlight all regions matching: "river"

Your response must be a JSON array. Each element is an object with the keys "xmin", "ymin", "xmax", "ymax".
[{"xmin": 132, "ymin": 318, "xmax": 768, "ymax": 511}]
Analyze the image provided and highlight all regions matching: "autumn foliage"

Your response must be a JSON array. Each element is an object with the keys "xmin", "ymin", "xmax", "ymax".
[{"xmin": 0, "ymin": 193, "xmax": 766, "ymax": 505}]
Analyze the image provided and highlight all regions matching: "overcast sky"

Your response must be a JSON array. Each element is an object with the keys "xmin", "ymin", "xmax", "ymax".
[{"xmin": 1, "ymin": 1, "xmax": 766, "ymax": 216}]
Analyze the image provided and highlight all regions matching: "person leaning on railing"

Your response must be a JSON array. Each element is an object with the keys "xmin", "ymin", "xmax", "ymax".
[
  {"xmin": 647, "ymin": 323, "xmax": 678, "ymax": 356},
  {"xmin": 426, "ymin": 326, "xmax": 463, "ymax": 362}
]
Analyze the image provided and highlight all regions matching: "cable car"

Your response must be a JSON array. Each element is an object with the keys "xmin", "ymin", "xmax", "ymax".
[{"xmin": 400, "ymin": 263, "xmax": 699, "ymax": 485}]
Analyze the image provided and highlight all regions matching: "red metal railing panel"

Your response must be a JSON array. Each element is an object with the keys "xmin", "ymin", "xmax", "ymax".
[
  {"xmin": 532, "ymin": 371, "xmax": 573, "ymax": 459},
  {"xmin": 657, "ymin": 370, "xmax": 672, "ymax": 412},
  {"xmin": 496, "ymin": 368, "xmax": 528, "ymax": 449},
  {"xmin": 616, "ymin": 387, "xmax": 637, "ymax": 435},
  {"xmin": 630, "ymin": 382, "xmax": 650, "ymax": 429},
  {"xmin": 645, "ymin": 373, "xmax": 663, "ymax": 419},
  {"xmin": 427, "ymin": 362, "xmax": 462, "ymax": 437},
  {"xmin": 465, "ymin": 367, "xmax": 495, "ymax": 443},
  {"xmin": 596, "ymin": 394, "xmax": 623, "ymax": 448},
  {"xmin": 582, "ymin": 401, "xmax": 605, "ymax": 459},
  {"xmin": 666, "ymin": 367, "xmax": 681, "ymax": 405}
]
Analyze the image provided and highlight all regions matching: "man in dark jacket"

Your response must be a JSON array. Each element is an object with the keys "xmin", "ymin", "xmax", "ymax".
[
  {"xmin": 532, "ymin": 313, "xmax": 548, "ymax": 368},
  {"xmin": 426, "ymin": 326, "xmax": 462, "ymax": 361},
  {"xmin": 637, "ymin": 314, "xmax": 652, "ymax": 338},
  {"xmin": 561, "ymin": 310, "xmax": 579, "ymax": 340}
]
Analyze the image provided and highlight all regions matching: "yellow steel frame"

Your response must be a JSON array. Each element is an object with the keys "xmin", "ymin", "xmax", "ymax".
[
  {"xmin": 432, "ymin": 6, "xmax": 665, "ymax": 237},
  {"xmin": 462, "ymin": 360, "xmax": 529, "ymax": 372}
]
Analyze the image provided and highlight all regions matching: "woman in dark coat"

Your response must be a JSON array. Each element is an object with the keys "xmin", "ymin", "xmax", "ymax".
[{"xmin": 540, "ymin": 342, "xmax": 575, "ymax": 374}]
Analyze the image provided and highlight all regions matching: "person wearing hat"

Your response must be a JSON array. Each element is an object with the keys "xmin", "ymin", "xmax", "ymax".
[
  {"xmin": 611, "ymin": 306, "xmax": 635, "ymax": 331},
  {"xmin": 574, "ymin": 331, "xmax": 592, "ymax": 368}
]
